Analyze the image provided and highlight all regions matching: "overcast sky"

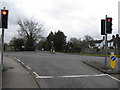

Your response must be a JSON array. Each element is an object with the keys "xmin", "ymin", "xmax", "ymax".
[{"xmin": 0, "ymin": 0, "xmax": 119, "ymax": 43}]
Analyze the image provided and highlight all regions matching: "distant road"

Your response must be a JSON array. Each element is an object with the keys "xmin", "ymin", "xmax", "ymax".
[{"xmin": 4, "ymin": 51, "xmax": 119, "ymax": 88}]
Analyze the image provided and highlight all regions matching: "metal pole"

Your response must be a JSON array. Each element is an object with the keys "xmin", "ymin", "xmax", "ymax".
[
  {"xmin": 1, "ymin": 7, "xmax": 6, "ymax": 69},
  {"xmin": 1, "ymin": 28, "xmax": 4, "ymax": 70},
  {"xmin": 105, "ymin": 15, "xmax": 108, "ymax": 68},
  {"xmin": 105, "ymin": 34, "xmax": 107, "ymax": 68}
]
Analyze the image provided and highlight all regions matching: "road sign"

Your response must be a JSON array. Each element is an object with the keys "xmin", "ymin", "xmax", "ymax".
[{"xmin": 110, "ymin": 55, "xmax": 116, "ymax": 69}]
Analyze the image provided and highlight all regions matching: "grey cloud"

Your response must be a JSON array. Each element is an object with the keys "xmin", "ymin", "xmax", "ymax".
[
  {"xmin": 1, "ymin": 1, "xmax": 28, "ymax": 42},
  {"xmin": 0, "ymin": 0, "xmax": 118, "ymax": 43}
]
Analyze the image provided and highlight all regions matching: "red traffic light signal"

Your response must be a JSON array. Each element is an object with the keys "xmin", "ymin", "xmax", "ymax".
[
  {"xmin": 1, "ymin": 9, "xmax": 9, "ymax": 29},
  {"xmin": 2, "ymin": 10, "xmax": 7, "ymax": 15},
  {"xmin": 106, "ymin": 17, "xmax": 112, "ymax": 34},
  {"xmin": 106, "ymin": 18, "xmax": 112, "ymax": 23},
  {"xmin": 107, "ymin": 19, "xmax": 111, "ymax": 22}
]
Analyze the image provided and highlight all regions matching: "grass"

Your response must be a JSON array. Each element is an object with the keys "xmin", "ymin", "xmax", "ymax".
[
  {"xmin": 4, "ymin": 50, "xmax": 35, "ymax": 53},
  {"xmin": 68, "ymin": 52, "xmax": 120, "ymax": 57},
  {"xmin": 71, "ymin": 53, "xmax": 108, "ymax": 57}
]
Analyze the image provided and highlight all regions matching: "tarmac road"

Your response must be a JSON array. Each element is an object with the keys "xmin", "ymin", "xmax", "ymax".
[{"xmin": 4, "ymin": 51, "xmax": 120, "ymax": 88}]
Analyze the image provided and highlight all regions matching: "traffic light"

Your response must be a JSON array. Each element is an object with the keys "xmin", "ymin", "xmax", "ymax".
[
  {"xmin": 106, "ymin": 17, "xmax": 112, "ymax": 34},
  {"xmin": 1, "ymin": 9, "xmax": 8, "ymax": 29},
  {"xmin": 101, "ymin": 19, "xmax": 106, "ymax": 35}
]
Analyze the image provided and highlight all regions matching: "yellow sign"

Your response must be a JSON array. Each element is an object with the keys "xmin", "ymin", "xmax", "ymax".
[{"xmin": 110, "ymin": 55, "xmax": 116, "ymax": 69}]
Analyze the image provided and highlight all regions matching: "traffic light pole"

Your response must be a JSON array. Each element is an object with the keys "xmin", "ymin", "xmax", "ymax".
[
  {"xmin": 101, "ymin": 15, "xmax": 112, "ymax": 68},
  {"xmin": 105, "ymin": 15, "xmax": 108, "ymax": 68},
  {"xmin": 1, "ymin": 7, "xmax": 7, "ymax": 70},
  {"xmin": 105, "ymin": 34, "xmax": 108, "ymax": 68},
  {"xmin": 1, "ymin": 28, "xmax": 4, "ymax": 70}
]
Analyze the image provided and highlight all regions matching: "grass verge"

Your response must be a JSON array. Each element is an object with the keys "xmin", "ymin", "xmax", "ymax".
[{"xmin": 68, "ymin": 52, "xmax": 120, "ymax": 57}]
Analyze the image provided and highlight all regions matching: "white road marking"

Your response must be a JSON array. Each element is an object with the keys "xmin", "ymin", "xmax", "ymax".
[
  {"xmin": 59, "ymin": 74, "xmax": 107, "ymax": 78},
  {"xmin": 106, "ymin": 74, "xmax": 120, "ymax": 82},
  {"xmin": 35, "ymin": 74, "xmax": 120, "ymax": 82},
  {"xmin": 21, "ymin": 62, "xmax": 25, "ymax": 65},
  {"xmin": 35, "ymin": 74, "xmax": 108, "ymax": 79},
  {"xmin": 36, "ymin": 76, "xmax": 54, "ymax": 79},
  {"xmin": 33, "ymin": 71, "xmax": 40, "ymax": 77},
  {"xmin": 26, "ymin": 66, "xmax": 31, "ymax": 70},
  {"xmin": 17, "ymin": 59, "xmax": 20, "ymax": 62}
]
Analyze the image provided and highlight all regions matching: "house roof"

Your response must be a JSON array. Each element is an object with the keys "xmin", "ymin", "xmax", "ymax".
[{"xmin": 92, "ymin": 39, "xmax": 113, "ymax": 44}]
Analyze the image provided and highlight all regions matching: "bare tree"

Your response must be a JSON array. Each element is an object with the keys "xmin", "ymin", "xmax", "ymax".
[
  {"xmin": 17, "ymin": 19, "xmax": 44, "ymax": 41},
  {"xmin": 82, "ymin": 35, "xmax": 94, "ymax": 48},
  {"xmin": 70, "ymin": 37, "xmax": 81, "ymax": 48},
  {"xmin": 17, "ymin": 19, "xmax": 44, "ymax": 50}
]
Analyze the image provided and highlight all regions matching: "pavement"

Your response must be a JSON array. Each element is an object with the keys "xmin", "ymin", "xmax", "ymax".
[
  {"xmin": 83, "ymin": 59, "xmax": 120, "ymax": 79},
  {"xmin": 2, "ymin": 56, "xmax": 40, "ymax": 88}
]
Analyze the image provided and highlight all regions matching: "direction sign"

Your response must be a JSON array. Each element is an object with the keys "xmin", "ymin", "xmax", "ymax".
[{"xmin": 110, "ymin": 55, "xmax": 116, "ymax": 69}]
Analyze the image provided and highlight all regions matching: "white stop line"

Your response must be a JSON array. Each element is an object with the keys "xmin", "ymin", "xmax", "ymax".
[
  {"xmin": 36, "ymin": 74, "xmax": 107, "ymax": 79},
  {"xmin": 34, "ymin": 73, "xmax": 120, "ymax": 82}
]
